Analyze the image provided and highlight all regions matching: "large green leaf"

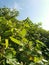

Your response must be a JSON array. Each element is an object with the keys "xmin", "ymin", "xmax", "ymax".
[{"xmin": 10, "ymin": 37, "xmax": 23, "ymax": 46}]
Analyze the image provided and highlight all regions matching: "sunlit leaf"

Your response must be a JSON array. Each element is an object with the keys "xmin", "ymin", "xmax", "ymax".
[
  {"xmin": 5, "ymin": 39, "xmax": 9, "ymax": 48},
  {"xmin": 20, "ymin": 29, "xmax": 27, "ymax": 37},
  {"xmin": 10, "ymin": 37, "xmax": 23, "ymax": 46},
  {"xmin": 0, "ymin": 36, "xmax": 1, "ymax": 42}
]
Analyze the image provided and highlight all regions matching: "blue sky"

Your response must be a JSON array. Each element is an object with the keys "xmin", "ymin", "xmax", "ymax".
[{"xmin": 0, "ymin": 0, "xmax": 49, "ymax": 30}]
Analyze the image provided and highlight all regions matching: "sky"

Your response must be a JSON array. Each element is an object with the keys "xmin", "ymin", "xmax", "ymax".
[{"xmin": 0, "ymin": 0, "xmax": 49, "ymax": 30}]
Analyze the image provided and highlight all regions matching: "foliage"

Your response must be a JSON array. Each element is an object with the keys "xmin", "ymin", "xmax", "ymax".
[{"xmin": 0, "ymin": 7, "xmax": 49, "ymax": 65}]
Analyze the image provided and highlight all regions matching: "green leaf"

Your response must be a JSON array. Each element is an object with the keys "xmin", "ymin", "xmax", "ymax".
[
  {"xmin": 19, "ymin": 29, "xmax": 27, "ymax": 38},
  {"xmin": 10, "ymin": 37, "xmax": 23, "ymax": 46},
  {"xmin": 4, "ymin": 30, "xmax": 12, "ymax": 37},
  {"xmin": 36, "ymin": 40, "xmax": 46, "ymax": 47},
  {"xmin": 5, "ymin": 39, "xmax": 9, "ymax": 48}
]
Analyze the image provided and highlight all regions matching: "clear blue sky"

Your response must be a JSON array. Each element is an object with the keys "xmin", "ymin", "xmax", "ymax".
[{"xmin": 0, "ymin": 0, "xmax": 49, "ymax": 30}]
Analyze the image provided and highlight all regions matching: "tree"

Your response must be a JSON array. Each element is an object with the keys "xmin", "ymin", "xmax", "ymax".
[
  {"xmin": 0, "ymin": 7, "xmax": 19, "ymax": 20},
  {"xmin": 0, "ymin": 7, "xmax": 49, "ymax": 65}
]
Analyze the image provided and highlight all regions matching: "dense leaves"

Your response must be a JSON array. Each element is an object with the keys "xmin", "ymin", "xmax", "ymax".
[{"xmin": 0, "ymin": 7, "xmax": 49, "ymax": 65}]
